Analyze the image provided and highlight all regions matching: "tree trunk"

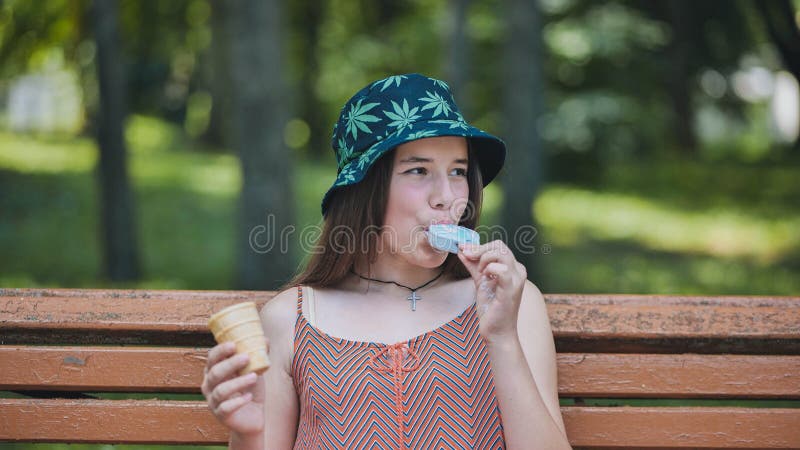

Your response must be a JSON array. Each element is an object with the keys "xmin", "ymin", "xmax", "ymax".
[
  {"xmin": 446, "ymin": 0, "xmax": 471, "ymax": 115},
  {"xmin": 754, "ymin": 0, "xmax": 800, "ymax": 79},
  {"xmin": 202, "ymin": 0, "xmax": 233, "ymax": 148},
  {"xmin": 502, "ymin": 0, "xmax": 546, "ymax": 287},
  {"xmin": 753, "ymin": 0, "xmax": 800, "ymax": 151},
  {"xmin": 294, "ymin": 0, "xmax": 327, "ymax": 159},
  {"xmin": 228, "ymin": 0, "xmax": 296, "ymax": 290},
  {"xmin": 665, "ymin": 0, "xmax": 697, "ymax": 154},
  {"xmin": 92, "ymin": 0, "xmax": 141, "ymax": 282}
]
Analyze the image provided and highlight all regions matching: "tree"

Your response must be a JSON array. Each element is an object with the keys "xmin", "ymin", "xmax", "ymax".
[
  {"xmin": 201, "ymin": 0, "xmax": 233, "ymax": 148},
  {"xmin": 754, "ymin": 0, "xmax": 800, "ymax": 79},
  {"xmin": 446, "ymin": 0, "xmax": 471, "ymax": 114},
  {"xmin": 228, "ymin": 0, "xmax": 296, "ymax": 289},
  {"xmin": 92, "ymin": 0, "xmax": 141, "ymax": 282},
  {"xmin": 289, "ymin": 0, "xmax": 327, "ymax": 159},
  {"xmin": 502, "ymin": 0, "xmax": 546, "ymax": 286}
]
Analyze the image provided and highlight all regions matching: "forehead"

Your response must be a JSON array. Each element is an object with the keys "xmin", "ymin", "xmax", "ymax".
[{"xmin": 394, "ymin": 136, "xmax": 468, "ymax": 161}]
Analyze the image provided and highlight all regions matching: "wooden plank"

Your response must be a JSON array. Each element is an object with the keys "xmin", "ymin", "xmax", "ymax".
[
  {"xmin": 547, "ymin": 295, "xmax": 800, "ymax": 354},
  {"xmin": 0, "ymin": 346, "xmax": 207, "ymax": 392},
  {"xmin": 562, "ymin": 406, "xmax": 800, "ymax": 449},
  {"xmin": 556, "ymin": 353, "xmax": 800, "ymax": 399},
  {"xmin": 2, "ymin": 290, "xmax": 798, "ymax": 351},
  {"xmin": 2, "ymin": 399, "xmax": 798, "ymax": 448},
  {"xmin": 4, "ymin": 346, "xmax": 799, "ymax": 399},
  {"xmin": 0, "ymin": 289, "xmax": 272, "ymax": 331},
  {"xmin": 0, "ymin": 289, "xmax": 273, "ymax": 345},
  {"xmin": 547, "ymin": 299, "xmax": 800, "ymax": 338},
  {"xmin": 0, "ymin": 287, "xmax": 262, "ymax": 300},
  {"xmin": 0, "ymin": 398, "xmax": 227, "ymax": 445}
]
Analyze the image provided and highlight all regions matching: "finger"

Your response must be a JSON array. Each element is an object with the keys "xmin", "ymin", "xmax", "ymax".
[
  {"xmin": 205, "ymin": 352, "xmax": 250, "ymax": 392},
  {"xmin": 516, "ymin": 261, "xmax": 528, "ymax": 279},
  {"xmin": 202, "ymin": 343, "xmax": 237, "ymax": 396},
  {"xmin": 214, "ymin": 392, "xmax": 253, "ymax": 418},
  {"xmin": 476, "ymin": 248, "xmax": 516, "ymax": 275},
  {"xmin": 211, "ymin": 372, "xmax": 258, "ymax": 407},
  {"xmin": 482, "ymin": 262, "xmax": 511, "ymax": 286},
  {"xmin": 459, "ymin": 241, "xmax": 492, "ymax": 260},
  {"xmin": 207, "ymin": 342, "xmax": 237, "ymax": 369},
  {"xmin": 457, "ymin": 250, "xmax": 481, "ymax": 280}
]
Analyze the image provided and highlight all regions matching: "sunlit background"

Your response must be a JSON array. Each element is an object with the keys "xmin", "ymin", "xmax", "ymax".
[{"xmin": 1, "ymin": 0, "xmax": 799, "ymax": 297}]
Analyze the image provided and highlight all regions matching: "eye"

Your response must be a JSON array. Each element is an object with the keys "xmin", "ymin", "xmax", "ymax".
[
  {"xmin": 450, "ymin": 167, "xmax": 467, "ymax": 177},
  {"xmin": 404, "ymin": 167, "xmax": 428, "ymax": 175}
]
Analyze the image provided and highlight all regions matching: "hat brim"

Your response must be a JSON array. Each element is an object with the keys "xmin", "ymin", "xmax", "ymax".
[{"xmin": 321, "ymin": 120, "xmax": 506, "ymax": 215}]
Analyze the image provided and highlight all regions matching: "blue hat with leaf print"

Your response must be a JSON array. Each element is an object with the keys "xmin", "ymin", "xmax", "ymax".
[{"xmin": 321, "ymin": 73, "xmax": 506, "ymax": 216}]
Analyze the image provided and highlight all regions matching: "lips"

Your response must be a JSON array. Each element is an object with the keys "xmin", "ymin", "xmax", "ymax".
[{"xmin": 425, "ymin": 219, "xmax": 455, "ymax": 231}]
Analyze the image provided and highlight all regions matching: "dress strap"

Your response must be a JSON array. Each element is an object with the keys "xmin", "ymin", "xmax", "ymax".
[{"xmin": 296, "ymin": 285, "xmax": 303, "ymax": 315}]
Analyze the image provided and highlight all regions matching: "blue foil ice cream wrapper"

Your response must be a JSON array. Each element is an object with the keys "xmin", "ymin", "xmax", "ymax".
[{"xmin": 426, "ymin": 224, "xmax": 480, "ymax": 254}]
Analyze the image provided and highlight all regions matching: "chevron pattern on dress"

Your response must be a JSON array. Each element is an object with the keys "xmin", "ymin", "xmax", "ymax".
[{"xmin": 291, "ymin": 287, "xmax": 506, "ymax": 449}]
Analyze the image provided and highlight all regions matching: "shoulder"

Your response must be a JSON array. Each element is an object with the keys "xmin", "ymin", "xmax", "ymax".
[
  {"xmin": 516, "ymin": 279, "xmax": 553, "ymax": 361},
  {"xmin": 260, "ymin": 286, "xmax": 300, "ymax": 330},
  {"xmin": 259, "ymin": 287, "xmax": 301, "ymax": 374},
  {"xmin": 518, "ymin": 279, "xmax": 552, "ymax": 338}
]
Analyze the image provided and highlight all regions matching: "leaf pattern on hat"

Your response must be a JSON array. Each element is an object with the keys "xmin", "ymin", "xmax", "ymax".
[
  {"xmin": 335, "ymin": 165, "xmax": 358, "ymax": 186},
  {"xmin": 405, "ymin": 129, "xmax": 437, "ymax": 140},
  {"xmin": 356, "ymin": 141, "xmax": 386, "ymax": 170},
  {"xmin": 430, "ymin": 119, "xmax": 470, "ymax": 131},
  {"xmin": 336, "ymin": 136, "xmax": 354, "ymax": 168},
  {"xmin": 373, "ymin": 75, "xmax": 408, "ymax": 92},
  {"xmin": 384, "ymin": 99, "xmax": 420, "ymax": 133},
  {"xmin": 345, "ymin": 98, "xmax": 381, "ymax": 139},
  {"xmin": 431, "ymin": 79, "xmax": 450, "ymax": 91},
  {"xmin": 418, "ymin": 91, "xmax": 453, "ymax": 118}
]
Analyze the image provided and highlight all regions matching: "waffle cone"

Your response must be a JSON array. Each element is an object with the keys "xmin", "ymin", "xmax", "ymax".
[{"xmin": 208, "ymin": 302, "xmax": 270, "ymax": 375}]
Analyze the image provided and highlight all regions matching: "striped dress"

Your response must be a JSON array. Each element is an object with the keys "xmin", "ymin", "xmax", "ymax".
[{"xmin": 291, "ymin": 286, "xmax": 506, "ymax": 449}]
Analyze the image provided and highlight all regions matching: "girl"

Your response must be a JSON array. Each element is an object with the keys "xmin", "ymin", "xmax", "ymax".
[{"xmin": 202, "ymin": 74, "xmax": 571, "ymax": 449}]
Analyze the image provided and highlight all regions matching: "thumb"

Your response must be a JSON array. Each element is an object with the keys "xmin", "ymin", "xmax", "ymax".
[{"xmin": 457, "ymin": 250, "xmax": 481, "ymax": 280}]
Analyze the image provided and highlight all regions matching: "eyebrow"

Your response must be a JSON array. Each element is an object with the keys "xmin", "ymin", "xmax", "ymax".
[{"xmin": 398, "ymin": 156, "xmax": 468, "ymax": 164}]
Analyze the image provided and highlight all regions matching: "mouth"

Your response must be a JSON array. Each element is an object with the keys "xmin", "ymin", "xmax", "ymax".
[{"xmin": 424, "ymin": 219, "xmax": 455, "ymax": 231}]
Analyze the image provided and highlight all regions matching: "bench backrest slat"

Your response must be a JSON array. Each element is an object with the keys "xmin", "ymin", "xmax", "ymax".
[
  {"xmin": 2, "ymin": 346, "xmax": 798, "ymax": 399},
  {"xmin": 3, "ymin": 290, "xmax": 797, "ymax": 353},
  {"xmin": 3, "ymin": 399, "xmax": 799, "ymax": 448}
]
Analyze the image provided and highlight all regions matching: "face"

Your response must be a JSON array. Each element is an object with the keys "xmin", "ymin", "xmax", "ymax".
[{"xmin": 381, "ymin": 136, "xmax": 470, "ymax": 268}]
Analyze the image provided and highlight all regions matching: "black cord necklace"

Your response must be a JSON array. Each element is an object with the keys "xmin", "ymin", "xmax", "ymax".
[{"xmin": 351, "ymin": 269, "xmax": 445, "ymax": 311}]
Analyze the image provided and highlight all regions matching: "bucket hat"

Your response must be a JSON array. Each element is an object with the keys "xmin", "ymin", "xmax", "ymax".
[{"xmin": 321, "ymin": 73, "xmax": 506, "ymax": 216}]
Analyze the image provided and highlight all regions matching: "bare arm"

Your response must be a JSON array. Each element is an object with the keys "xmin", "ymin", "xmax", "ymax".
[
  {"xmin": 458, "ymin": 241, "xmax": 570, "ymax": 450},
  {"xmin": 259, "ymin": 289, "xmax": 300, "ymax": 450},
  {"xmin": 485, "ymin": 280, "xmax": 570, "ymax": 450},
  {"xmin": 205, "ymin": 289, "xmax": 300, "ymax": 450}
]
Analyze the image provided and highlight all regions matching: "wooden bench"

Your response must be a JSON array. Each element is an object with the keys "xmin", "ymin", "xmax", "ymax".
[{"xmin": 1, "ymin": 288, "xmax": 798, "ymax": 449}]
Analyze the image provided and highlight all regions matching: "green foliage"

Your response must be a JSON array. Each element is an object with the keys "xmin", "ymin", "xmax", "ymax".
[{"xmin": 1, "ymin": 116, "xmax": 797, "ymax": 295}]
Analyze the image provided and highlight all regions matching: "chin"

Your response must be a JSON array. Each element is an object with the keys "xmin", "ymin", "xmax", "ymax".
[{"xmin": 413, "ymin": 244, "xmax": 449, "ymax": 268}]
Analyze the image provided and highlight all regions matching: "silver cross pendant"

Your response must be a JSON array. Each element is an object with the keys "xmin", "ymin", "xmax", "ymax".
[{"xmin": 407, "ymin": 291, "xmax": 420, "ymax": 311}]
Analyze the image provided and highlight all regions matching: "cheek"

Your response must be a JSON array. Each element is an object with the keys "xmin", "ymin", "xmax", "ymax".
[
  {"xmin": 452, "ymin": 182, "xmax": 470, "ymax": 218},
  {"xmin": 385, "ymin": 183, "xmax": 423, "ymax": 229},
  {"xmin": 388, "ymin": 182, "xmax": 426, "ymax": 211}
]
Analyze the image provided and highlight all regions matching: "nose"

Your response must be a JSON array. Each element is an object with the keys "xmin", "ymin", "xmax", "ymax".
[{"xmin": 429, "ymin": 172, "xmax": 456, "ymax": 210}]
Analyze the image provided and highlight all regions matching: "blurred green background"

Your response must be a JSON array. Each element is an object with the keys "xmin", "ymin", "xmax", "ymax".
[
  {"xmin": 1, "ymin": 0, "xmax": 799, "ymax": 448},
  {"xmin": 1, "ymin": 0, "xmax": 798, "ymax": 294}
]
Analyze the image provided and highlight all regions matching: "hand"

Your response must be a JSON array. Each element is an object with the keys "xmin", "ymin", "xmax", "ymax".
[
  {"xmin": 201, "ymin": 341, "xmax": 267, "ymax": 436},
  {"xmin": 457, "ymin": 240, "xmax": 527, "ymax": 341}
]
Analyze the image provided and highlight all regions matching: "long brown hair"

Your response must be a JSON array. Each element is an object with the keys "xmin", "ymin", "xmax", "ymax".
[{"xmin": 285, "ymin": 142, "xmax": 484, "ymax": 289}]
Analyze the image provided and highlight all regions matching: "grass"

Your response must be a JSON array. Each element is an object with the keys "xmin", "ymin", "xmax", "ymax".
[{"xmin": 1, "ymin": 115, "xmax": 798, "ymax": 294}]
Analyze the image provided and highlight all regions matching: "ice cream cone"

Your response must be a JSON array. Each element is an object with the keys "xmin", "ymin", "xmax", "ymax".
[{"xmin": 208, "ymin": 302, "xmax": 270, "ymax": 375}]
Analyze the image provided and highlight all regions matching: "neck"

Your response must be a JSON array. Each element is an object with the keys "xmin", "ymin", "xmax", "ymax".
[{"xmin": 352, "ymin": 255, "xmax": 443, "ymax": 290}]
